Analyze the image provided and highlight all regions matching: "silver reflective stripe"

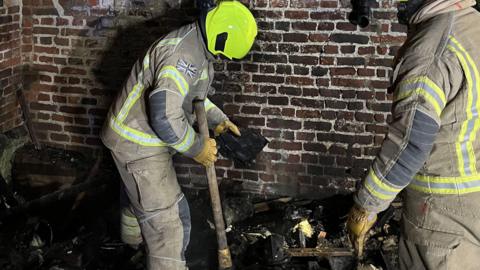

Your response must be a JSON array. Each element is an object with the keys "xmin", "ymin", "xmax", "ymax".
[
  {"xmin": 410, "ymin": 177, "xmax": 480, "ymax": 194},
  {"xmin": 448, "ymin": 36, "xmax": 480, "ymax": 176},
  {"xmin": 158, "ymin": 66, "xmax": 189, "ymax": 96},
  {"xmin": 110, "ymin": 117, "xmax": 165, "ymax": 146}
]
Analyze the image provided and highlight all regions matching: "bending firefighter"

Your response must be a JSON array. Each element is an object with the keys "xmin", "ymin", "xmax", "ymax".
[
  {"xmin": 100, "ymin": 2, "xmax": 257, "ymax": 269},
  {"xmin": 347, "ymin": 0, "xmax": 480, "ymax": 269}
]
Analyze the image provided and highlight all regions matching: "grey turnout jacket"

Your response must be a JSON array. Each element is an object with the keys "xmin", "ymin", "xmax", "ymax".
[
  {"xmin": 100, "ymin": 22, "xmax": 228, "ymax": 157},
  {"xmin": 355, "ymin": 0, "xmax": 480, "ymax": 212}
]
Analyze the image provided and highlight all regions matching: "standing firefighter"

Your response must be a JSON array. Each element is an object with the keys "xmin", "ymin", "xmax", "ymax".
[
  {"xmin": 100, "ymin": 2, "xmax": 257, "ymax": 269},
  {"xmin": 347, "ymin": 0, "xmax": 480, "ymax": 268}
]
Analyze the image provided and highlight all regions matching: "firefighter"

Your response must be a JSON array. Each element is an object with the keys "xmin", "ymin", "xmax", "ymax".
[
  {"xmin": 100, "ymin": 2, "xmax": 257, "ymax": 269},
  {"xmin": 346, "ymin": 0, "xmax": 480, "ymax": 268}
]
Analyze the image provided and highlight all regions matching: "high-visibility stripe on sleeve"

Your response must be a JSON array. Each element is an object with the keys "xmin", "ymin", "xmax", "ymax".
[
  {"xmin": 110, "ymin": 116, "xmax": 166, "ymax": 146},
  {"xmin": 448, "ymin": 36, "xmax": 480, "ymax": 176},
  {"xmin": 171, "ymin": 125, "xmax": 196, "ymax": 153},
  {"xmin": 158, "ymin": 66, "xmax": 189, "ymax": 96},
  {"xmin": 204, "ymin": 98, "xmax": 216, "ymax": 112},
  {"xmin": 117, "ymin": 54, "xmax": 152, "ymax": 122},
  {"xmin": 363, "ymin": 169, "xmax": 402, "ymax": 201},
  {"xmin": 155, "ymin": 38, "xmax": 182, "ymax": 47},
  {"xmin": 394, "ymin": 76, "xmax": 446, "ymax": 117}
]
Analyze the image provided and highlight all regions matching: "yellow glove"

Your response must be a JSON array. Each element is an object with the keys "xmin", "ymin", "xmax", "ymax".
[
  {"xmin": 193, "ymin": 138, "xmax": 218, "ymax": 167},
  {"xmin": 214, "ymin": 120, "xmax": 241, "ymax": 137},
  {"xmin": 346, "ymin": 204, "xmax": 377, "ymax": 257}
]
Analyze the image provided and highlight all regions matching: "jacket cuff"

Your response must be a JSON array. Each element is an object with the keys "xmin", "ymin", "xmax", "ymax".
[{"xmin": 354, "ymin": 185, "xmax": 393, "ymax": 214}]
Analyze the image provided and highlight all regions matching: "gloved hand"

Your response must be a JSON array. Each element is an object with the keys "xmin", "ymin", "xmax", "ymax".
[
  {"xmin": 193, "ymin": 138, "xmax": 218, "ymax": 167},
  {"xmin": 346, "ymin": 204, "xmax": 377, "ymax": 257},
  {"xmin": 214, "ymin": 120, "xmax": 241, "ymax": 137}
]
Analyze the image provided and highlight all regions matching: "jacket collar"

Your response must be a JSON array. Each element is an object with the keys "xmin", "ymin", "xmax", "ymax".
[
  {"xmin": 194, "ymin": 21, "xmax": 216, "ymax": 62},
  {"xmin": 410, "ymin": 0, "xmax": 476, "ymax": 24}
]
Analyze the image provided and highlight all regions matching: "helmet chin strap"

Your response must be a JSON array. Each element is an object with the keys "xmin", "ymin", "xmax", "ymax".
[
  {"xmin": 397, "ymin": 0, "xmax": 425, "ymax": 25},
  {"xmin": 197, "ymin": 0, "xmax": 219, "ymax": 57}
]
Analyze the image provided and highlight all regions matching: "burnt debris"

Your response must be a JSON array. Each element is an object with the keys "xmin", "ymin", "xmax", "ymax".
[
  {"xmin": 0, "ymin": 144, "xmax": 400, "ymax": 270},
  {"xmin": 216, "ymin": 128, "xmax": 269, "ymax": 167}
]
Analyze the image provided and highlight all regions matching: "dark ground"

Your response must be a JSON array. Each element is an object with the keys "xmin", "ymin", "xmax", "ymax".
[{"xmin": 0, "ymin": 145, "xmax": 399, "ymax": 270}]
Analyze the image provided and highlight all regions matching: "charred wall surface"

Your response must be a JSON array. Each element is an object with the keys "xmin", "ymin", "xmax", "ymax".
[{"xmin": 0, "ymin": 0, "xmax": 407, "ymax": 197}]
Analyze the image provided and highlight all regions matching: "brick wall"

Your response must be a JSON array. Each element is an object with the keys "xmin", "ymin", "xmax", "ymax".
[
  {"xmin": 0, "ymin": 0, "xmax": 23, "ymax": 133},
  {"xmin": 5, "ymin": 0, "xmax": 408, "ymax": 197}
]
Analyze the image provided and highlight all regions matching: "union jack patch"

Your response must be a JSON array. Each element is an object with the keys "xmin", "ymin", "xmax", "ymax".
[{"xmin": 176, "ymin": 59, "xmax": 197, "ymax": 79}]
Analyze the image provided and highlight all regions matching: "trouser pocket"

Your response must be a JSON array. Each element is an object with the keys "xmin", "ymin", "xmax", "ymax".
[{"xmin": 126, "ymin": 154, "xmax": 181, "ymax": 212}]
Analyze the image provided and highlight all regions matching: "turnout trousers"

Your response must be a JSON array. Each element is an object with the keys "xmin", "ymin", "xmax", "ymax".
[
  {"xmin": 399, "ymin": 189, "xmax": 480, "ymax": 270},
  {"xmin": 112, "ymin": 150, "xmax": 191, "ymax": 270}
]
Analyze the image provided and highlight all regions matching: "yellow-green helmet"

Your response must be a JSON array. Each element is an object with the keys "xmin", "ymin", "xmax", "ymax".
[{"xmin": 205, "ymin": 1, "xmax": 257, "ymax": 60}]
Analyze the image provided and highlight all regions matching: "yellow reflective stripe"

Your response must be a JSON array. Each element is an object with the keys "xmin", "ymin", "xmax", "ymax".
[
  {"xmin": 158, "ymin": 66, "xmax": 189, "ymax": 96},
  {"xmin": 414, "ymin": 174, "xmax": 480, "ymax": 183},
  {"xmin": 448, "ymin": 36, "xmax": 480, "ymax": 175},
  {"xmin": 410, "ymin": 174, "xmax": 480, "ymax": 194},
  {"xmin": 398, "ymin": 77, "xmax": 446, "ymax": 105},
  {"xmin": 110, "ymin": 116, "xmax": 166, "ymax": 146},
  {"xmin": 364, "ymin": 169, "xmax": 401, "ymax": 200},
  {"xmin": 155, "ymin": 38, "xmax": 182, "ymax": 47},
  {"xmin": 205, "ymin": 98, "xmax": 216, "ymax": 112},
  {"xmin": 143, "ymin": 55, "xmax": 150, "ymax": 70},
  {"xmin": 117, "ymin": 55, "xmax": 151, "ymax": 123},
  {"xmin": 365, "ymin": 182, "xmax": 392, "ymax": 200},
  {"xmin": 394, "ymin": 76, "xmax": 446, "ymax": 116},
  {"xmin": 172, "ymin": 126, "xmax": 195, "ymax": 153},
  {"xmin": 408, "ymin": 183, "xmax": 480, "ymax": 194},
  {"xmin": 194, "ymin": 67, "xmax": 209, "ymax": 85},
  {"xmin": 200, "ymin": 67, "xmax": 208, "ymax": 80},
  {"xmin": 369, "ymin": 169, "xmax": 401, "ymax": 193},
  {"xmin": 118, "ymin": 82, "xmax": 144, "ymax": 122},
  {"xmin": 395, "ymin": 88, "xmax": 443, "ymax": 116}
]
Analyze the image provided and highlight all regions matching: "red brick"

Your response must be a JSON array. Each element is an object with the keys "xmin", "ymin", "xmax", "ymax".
[
  {"xmin": 50, "ymin": 133, "xmax": 69, "ymax": 142},
  {"xmin": 33, "ymin": 27, "xmax": 58, "ymax": 35},
  {"xmin": 310, "ymin": 11, "xmax": 343, "ymax": 20},
  {"xmin": 56, "ymin": 18, "xmax": 69, "ymax": 26},
  {"xmin": 269, "ymin": 140, "xmax": 302, "ymax": 151},
  {"xmin": 284, "ymin": 10, "xmax": 309, "ymax": 19},
  {"xmin": 287, "ymin": 76, "xmax": 314, "ymax": 86},
  {"xmin": 267, "ymin": 119, "xmax": 301, "ymax": 130},
  {"xmin": 61, "ymin": 67, "xmax": 86, "ymax": 75},
  {"xmin": 64, "ymin": 125, "xmax": 90, "ymax": 134},
  {"xmin": 267, "ymin": 96, "xmax": 288, "ymax": 105},
  {"xmin": 270, "ymin": 0, "xmax": 288, "ymax": 7},
  {"xmin": 308, "ymin": 33, "xmax": 328, "ymax": 42},
  {"xmin": 283, "ymin": 33, "xmax": 308, "ymax": 43},
  {"xmin": 37, "ymin": 93, "xmax": 50, "ymax": 101},
  {"xmin": 60, "ymin": 86, "xmax": 87, "ymax": 94},
  {"xmin": 60, "ymin": 106, "xmax": 86, "ymax": 114},
  {"xmin": 320, "ymin": 1, "xmax": 337, "ymax": 8},
  {"xmin": 289, "ymin": 55, "xmax": 318, "ymax": 65},
  {"xmin": 30, "ymin": 102, "xmax": 57, "ymax": 112},
  {"xmin": 304, "ymin": 121, "xmax": 332, "ymax": 131},
  {"xmin": 296, "ymin": 110, "xmax": 321, "ymax": 118},
  {"xmin": 52, "ymin": 114, "xmax": 73, "ymax": 123},
  {"xmin": 54, "ymin": 37, "xmax": 69, "ymax": 46},
  {"xmin": 34, "ymin": 46, "xmax": 59, "ymax": 54},
  {"xmin": 304, "ymin": 142, "xmax": 327, "ymax": 152},
  {"xmin": 33, "ymin": 122, "xmax": 62, "ymax": 132}
]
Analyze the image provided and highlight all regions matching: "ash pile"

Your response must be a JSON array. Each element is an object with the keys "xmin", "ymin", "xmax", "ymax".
[{"xmin": 223, "ymin": 196, "xmax": 401, "ymax": 270}]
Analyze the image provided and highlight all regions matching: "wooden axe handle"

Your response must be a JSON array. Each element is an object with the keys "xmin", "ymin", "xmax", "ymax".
[{"xmin": 194, "ymin": 101, "xmax": 232, "ymax": 270}]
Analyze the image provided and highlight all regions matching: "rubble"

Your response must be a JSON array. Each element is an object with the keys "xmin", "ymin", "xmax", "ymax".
[
  {"xmin": 225, "ymin": 195, "xmax": 401, "ymax": 270},
  {"xmin": 0, "ymin": 144, "xmax": 401, "ymax": 270}
]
